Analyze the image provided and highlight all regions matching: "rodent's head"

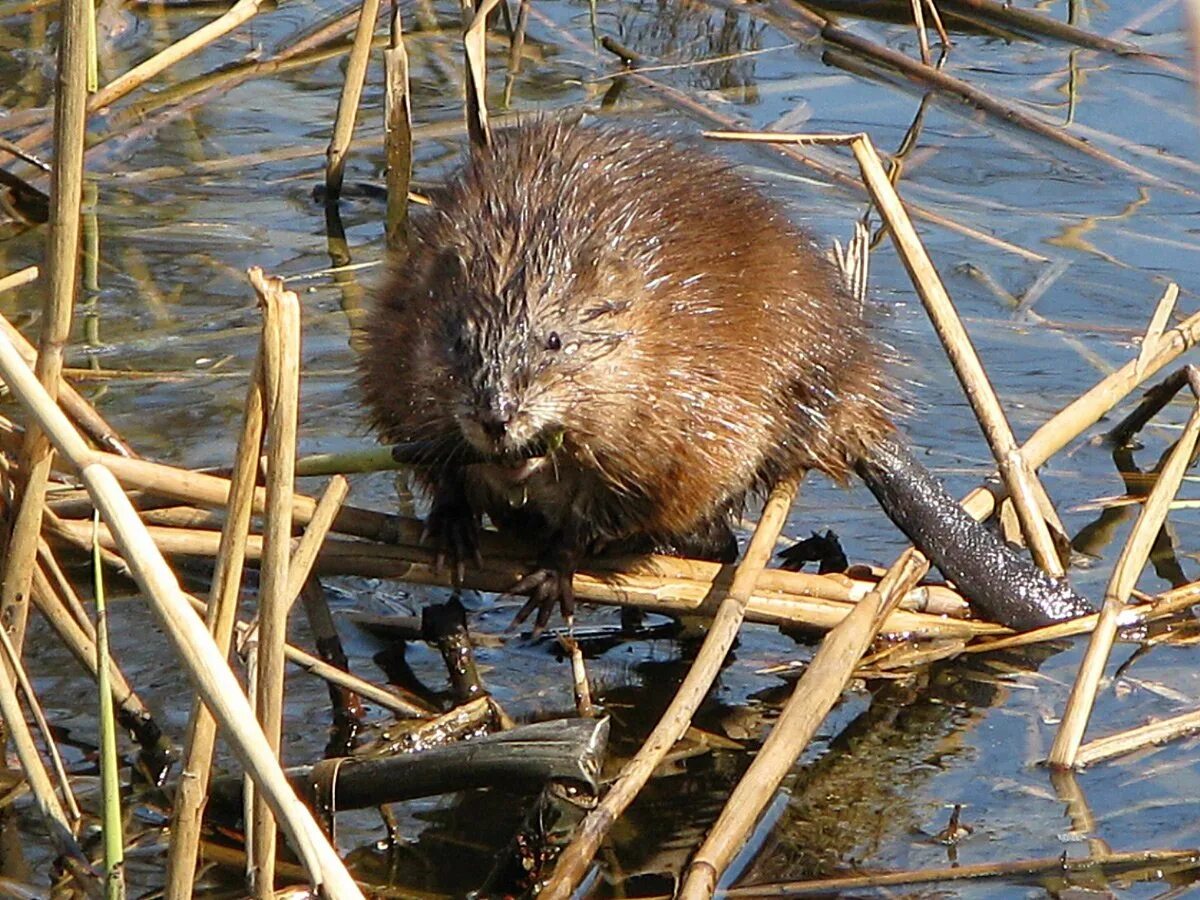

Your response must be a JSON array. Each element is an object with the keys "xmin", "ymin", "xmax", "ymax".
[{"xmin": 419, "ymin": 210, "xmax": 639, "ymax": 462}]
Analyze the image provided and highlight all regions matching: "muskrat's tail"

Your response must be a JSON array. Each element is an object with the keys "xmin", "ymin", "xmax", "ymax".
[{"xmin": 855, "ymin": 434, "xmax": 1093, "ymax": 631}]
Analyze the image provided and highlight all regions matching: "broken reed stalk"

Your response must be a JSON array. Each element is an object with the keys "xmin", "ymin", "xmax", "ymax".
[
  {"xmin": 677, "ymin": 550, "xmax": 928, "ymax": 899},
  {"xmin": 0, "ymin": 301, "xmax": 136, "ymax": 457},
  {"xmin": 0, "ymin": 618, "xmax": 80, "ymax": 827},
  {"xmin": 58, "ymin": 517, "xmax": 996, "ymax": 639},
  {"xmin": 538, "ymin": 478, "xmax": 800, "ymax": 900},
  {"xmin": 92, "ymin": 516, "xmax": 125, "ymax": 899},
  {"xmin": 464, "ymin": 0, "xmax": 503, "ymax": 147},
  {"xmin": 16, "ymin": 0, "xmax": 271, "ymax": 153},
  {"xmin": 164, "ymin": 357, "xmax": 266, "ymax": 898},
  {"xmin": 248, "ymin": 269, "xmax": 301, "ymax": 897},
  {"xmin": 384, "ymin": 2, "xmax": 413, "ymax": 249},
  {"xmin": 1, "ymin": 0, "xmax": 90, "ymax": 658},
  {"xmin": 847, "ymin": 133, "xmax": 1064, "ymax": 574},
  {"xmin": 29, "ymin": 563, "xmax": 159, "ymax": 749},
  {"xmin": 0, "ymin": 325, "xmax": 362, "ymax": 898},
  {"xmin": 284, "ymin": 475, "xmax": 349, "ymax": 609},
  {"xmin": 964, "ymin": 288, "xmax": 1199, "ymax": 521},
  {"xmin": 713, "ymin": 130, "xmax": 1065, "ymax": 574},
  {"xmin": 1076, "ymin": 706, "xmax": 1200, "ymax": 767},
  {"xmin": 1049, "ymin": 368, "xmax": 1200, "ymax": 768},
  {"xmin": 324, "ymin": 0, "xmax": 382, "ymax": 199},
  {"xmin": 0, "ymin": 265, "xmax": 39, "ymax": 293}
]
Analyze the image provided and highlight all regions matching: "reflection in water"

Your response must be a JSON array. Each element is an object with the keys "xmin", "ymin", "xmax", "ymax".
[{"xmin": 611, "ymin": 0, "xmax": 765, "ymax": 103}]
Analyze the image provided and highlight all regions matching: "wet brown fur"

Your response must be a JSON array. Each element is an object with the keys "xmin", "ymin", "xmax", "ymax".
[{"xmin": 361, "ymin": 120, "xmax": 895, "ymax": 558}]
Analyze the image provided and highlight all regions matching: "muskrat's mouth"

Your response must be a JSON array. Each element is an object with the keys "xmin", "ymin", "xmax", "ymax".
[{"xmin": 487, "ymin": 454, "xmax": 549, "ymax": 484}]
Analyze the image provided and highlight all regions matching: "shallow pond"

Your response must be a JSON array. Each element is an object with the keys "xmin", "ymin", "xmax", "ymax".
[{"xmin": 3, "ymin": 0, "xmax": 1200, "ymax": 895}]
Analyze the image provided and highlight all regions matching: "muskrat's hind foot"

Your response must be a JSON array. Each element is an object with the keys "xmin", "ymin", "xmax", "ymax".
[{"xmin": 422, "ymin": 474, "xmax": 482, "ymax": 584}]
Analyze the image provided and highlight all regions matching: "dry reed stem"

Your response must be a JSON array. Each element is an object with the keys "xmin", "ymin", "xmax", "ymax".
[
  {"xmin": 1049, "ymin": 369, "xmax": 1200, "ymax": 768},
  {"xmin": 719, "ymin": 847, "xmax": 1200, "ymax": 896},
  {"xmin": 0, "ymin": 265, "xmax": 38, "ymax": 293},
  {"xmin": 384, "ymin": 4, "xmax": 413, "ymax": 248},
  {"xmin": 677, "ymin": 550, "xmax": 928, "ymax": 899},
  {"xmin": 29, "ymin": 564, "xmax": 151, "ymax": 736},
  {"xmin": 0, "ymin": 309, "xmax": 135, "ymax": 457},
  {"xmin": 0, "ymin": 327, "xmax": 362, "ymax": 897},
  {"xmin": 248, "ymin": 268, "xmax": 301, "ymax": 896},
  {"xmin": 848, "ymin": 134, "xmax": 1065, "ymax": 575},
  {"xmin": 538, "ymin": 478, "xmax": 800, "ymax": 899},
  {"xmin": 560, "ymin": 636, "xmax": 594, "ymax": 718},
  {"xmin": 0, "ymin": 620, "xmax": 86, "ymax": 871},
  {"xmin": 1, "ymin": 0, "xmax": 90, "ymax": 659},
  {"xmin": 464, "ymin": 0, "xmax": 503, "ymax": 147},
  {"xmin": 922, "ymin": 0, "xmax": 950, "ymax": 48},
  {"xmin": 56, "ymin": 518, "xmax": 998, "ymax": 639},
  {"xmin": 324, "ymin": 0, "xmax": 383, "ymax": 199},
  {"xmin": 0, "ymin": 621, "xmax": 81, "ymax": 826},
  {"xmin": 1076, "ymin": 707, "xmax": 1200, "ymax": 767},
  {"xmin": 964, "ymin": 289, "xmax": 1200, "ymax": 520},
  {"xmin": 909, "ymin": 0, "xmax": 931, "ymax": 65},
  {"xmin": 284, "ymin": 475, "xmax": 349, "ymax": 609},
  {"xmin": 164, "ymin": 355, "xmax": 265, "ymax": 900},
  {"xmin": 87, "ymin": 450, "xmax": 396, "ymax": 539},
  {"xmin": 38, "ymin": 538, "xmax": 94, "ymax": 638},
  {"xmin": 16, "ymin": 0, "xmax": 270, "ymax": 152}
]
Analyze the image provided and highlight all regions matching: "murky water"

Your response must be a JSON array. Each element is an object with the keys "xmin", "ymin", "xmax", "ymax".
[{"xmin": 3, "ymin": 0, "xmax": 1200, "ymax": 895}]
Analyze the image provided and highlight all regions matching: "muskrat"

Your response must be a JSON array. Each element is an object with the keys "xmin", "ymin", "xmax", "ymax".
[{"xmin": 361, "ymin": 120, "xmax": 1092, "ymax": 631}]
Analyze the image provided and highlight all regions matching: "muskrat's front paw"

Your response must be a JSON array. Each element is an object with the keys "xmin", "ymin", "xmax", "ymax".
[
  {"xmin": 421, "ymin": 503, "xmax": 482, "ymax": 584},
  {"xmin": 510, "ymin": 567, "xmax": 575, "ymax": 633}
]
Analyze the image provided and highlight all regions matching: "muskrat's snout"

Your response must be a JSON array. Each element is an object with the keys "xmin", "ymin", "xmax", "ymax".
[{"xmin": 459, "ymin": 388, "xmax": 542, "ymax": 458}]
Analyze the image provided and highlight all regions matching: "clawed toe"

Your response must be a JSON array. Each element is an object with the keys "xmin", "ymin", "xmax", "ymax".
[
  {"xmin": 510, "ymin": 567, "xmax": 575, "ymax": 634},
  {"xmin": 423, "ymin": 505, "xmax": 481, "ymax": 585}
]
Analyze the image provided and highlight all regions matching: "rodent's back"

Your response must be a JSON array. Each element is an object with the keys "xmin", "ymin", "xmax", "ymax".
[{"xmin": 362, "ymin": 121, "xmax": 894, "ymax": 543}]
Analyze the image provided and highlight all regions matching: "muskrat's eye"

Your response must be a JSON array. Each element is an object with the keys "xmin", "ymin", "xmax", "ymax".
[
  {"xmin": 453, "ymin": 334, "xmax": 469, "ymax": 357},
  {"xmin": 545, "ymin": 331, "xmax": 562, "ymax": 352}
]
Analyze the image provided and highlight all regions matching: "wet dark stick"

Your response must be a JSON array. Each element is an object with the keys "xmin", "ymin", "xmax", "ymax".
[{"xmin": 384, "ymin": 0, "xmax": 413, "ymax": 249}]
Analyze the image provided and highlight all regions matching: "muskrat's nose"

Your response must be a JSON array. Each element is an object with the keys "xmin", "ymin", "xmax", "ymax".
[
  {"xmin": 479, "ymin": 407, "xmax": 512, "ymax": 439},
  {"xmin": 478, "ymin": 390, "xmax": 517, "ymax": 439}
]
